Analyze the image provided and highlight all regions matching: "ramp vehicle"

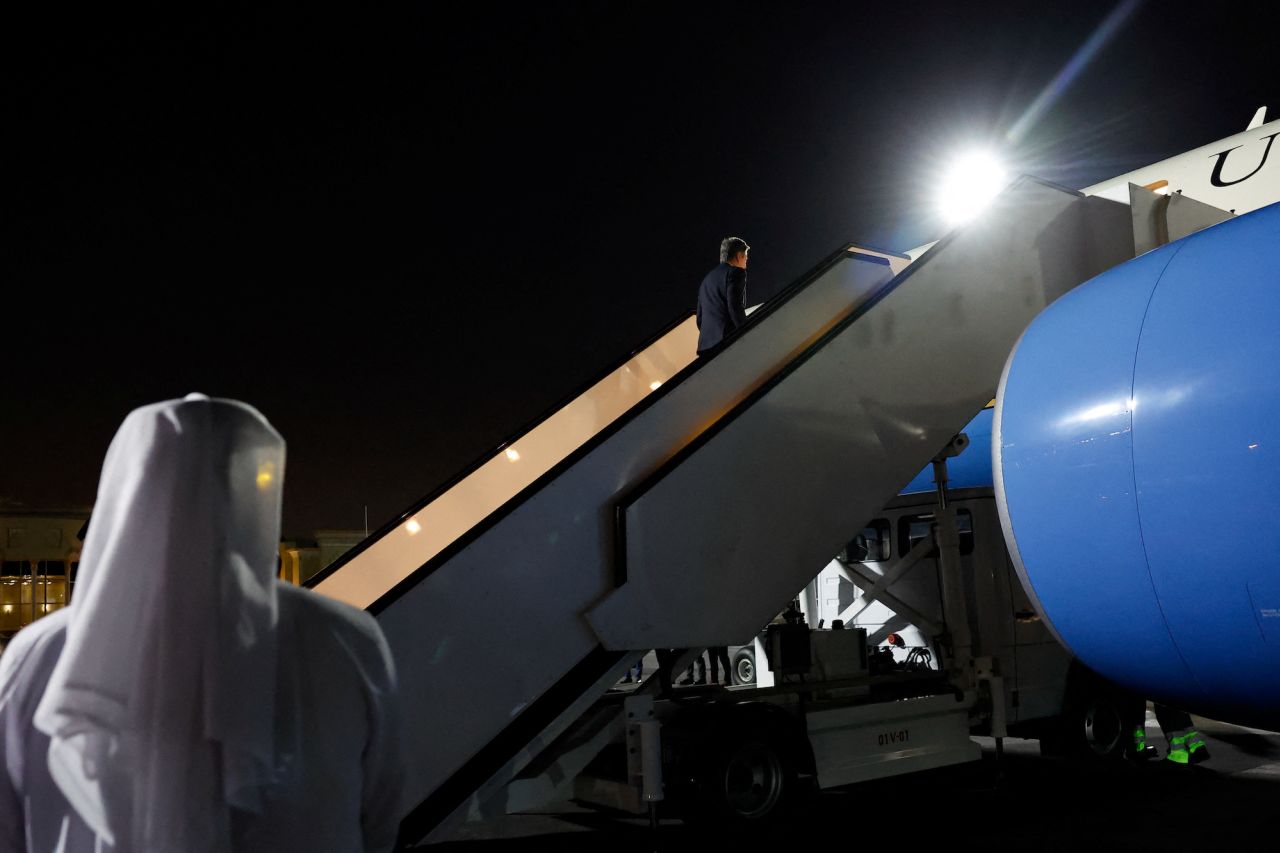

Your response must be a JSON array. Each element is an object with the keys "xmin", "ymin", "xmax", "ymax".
[
  {"xmin": 501, "ymin": 417, "xmax": 1138, "ymax": 824},
  {"xmin": 308, "ymin": 176, "xmax": 1135, "ymax": 842}
]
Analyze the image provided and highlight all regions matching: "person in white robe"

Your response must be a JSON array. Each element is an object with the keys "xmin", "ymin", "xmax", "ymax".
[{"xmin": 0, "ymin": 395, "xmax": 406, "ymax": 852}]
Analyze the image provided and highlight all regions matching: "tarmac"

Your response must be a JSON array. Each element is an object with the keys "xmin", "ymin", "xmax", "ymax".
[{"xmin": 426, "ymin": 711, "xmax": 1280, "ymax": 852}]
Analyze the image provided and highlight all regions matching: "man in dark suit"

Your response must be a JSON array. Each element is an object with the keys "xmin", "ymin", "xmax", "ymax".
[{"xmin": 695, "ymin": 236, "xmax": 750, "ymax": 354}]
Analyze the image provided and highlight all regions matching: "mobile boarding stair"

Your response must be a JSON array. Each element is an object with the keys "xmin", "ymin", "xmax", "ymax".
[{"xmin": 307, "ymin": 177, "xmax": 1137, "ymax": 844}]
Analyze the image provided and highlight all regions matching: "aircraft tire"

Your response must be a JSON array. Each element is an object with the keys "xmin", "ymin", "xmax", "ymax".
[{"xmin": 1041, "ymin": 668, "xmax": 1131, "ymax": 762}]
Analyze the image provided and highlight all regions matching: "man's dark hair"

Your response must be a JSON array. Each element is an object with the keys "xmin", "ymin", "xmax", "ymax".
[{"xmin": 719, "ymin": 237, "xmax": 750, "ymax": 263}]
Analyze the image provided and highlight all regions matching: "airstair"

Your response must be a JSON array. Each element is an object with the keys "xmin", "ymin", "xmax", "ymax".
[{"xmin": 307, "ymin": 177, "xmax": 1134, "ymax": 843}]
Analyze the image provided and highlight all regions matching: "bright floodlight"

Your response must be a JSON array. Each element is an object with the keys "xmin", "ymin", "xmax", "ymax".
[{"xmin": 936, "ymin": 150, "xmax": 1009, "ymax": 227}]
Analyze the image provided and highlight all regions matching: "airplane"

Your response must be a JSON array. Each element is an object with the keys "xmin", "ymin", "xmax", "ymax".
[{"xmin": 992, "ymin": 106, "xmax": 1280, "ymax": 730}]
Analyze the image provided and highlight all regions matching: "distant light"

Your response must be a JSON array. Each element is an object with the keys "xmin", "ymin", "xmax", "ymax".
[
  {"xmin": 1249, "ymin": 443, "xmax": 1260, "ymax": 450},
  {"xmin": 406, "ymin": 519, "xmax": 422, "ymax": 535},
  {"xmin": 936, "ymin": 150, "xmax": 1009, "ymax": 227},
  {"xmin": 649, "ymin": 381, "xmax": 662, "ymax": 391},
  {"xmin": 505, "ymin": 448, "xmax": 521, "ymax": 461}
]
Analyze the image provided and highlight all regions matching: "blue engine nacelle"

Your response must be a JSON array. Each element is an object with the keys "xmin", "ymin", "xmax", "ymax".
[{"xmin": 995, "ymin": 201, "xmax": 1280, "ymax": 730}]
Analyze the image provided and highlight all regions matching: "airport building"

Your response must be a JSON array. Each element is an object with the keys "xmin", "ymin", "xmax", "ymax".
[
  {"xmin": 0, "ymin": 506, "xmax": 363, "ymax": 644},
  {"xmin": 0, "ymin": 508, "xmax": 88, "ymax": 639}
]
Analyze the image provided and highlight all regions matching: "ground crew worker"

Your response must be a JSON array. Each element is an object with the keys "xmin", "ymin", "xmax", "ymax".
[{"xmin": 1131, "ymin": 702, "xmax": 1210, "ymax": 765}]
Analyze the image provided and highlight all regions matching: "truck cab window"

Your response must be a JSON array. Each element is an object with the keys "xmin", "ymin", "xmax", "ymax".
[
  {"xmin": 898, "ymin": 509, "xmax": 974, "ymax": 556},
  {"xmin": 841, "ymin": 519, "xmax": 890, "ymax": 563}
]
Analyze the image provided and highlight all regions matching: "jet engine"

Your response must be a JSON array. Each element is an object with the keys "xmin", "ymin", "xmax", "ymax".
[{"xmin": 995, "ymin": 202, "xmax": 1280, "ymax": 729}]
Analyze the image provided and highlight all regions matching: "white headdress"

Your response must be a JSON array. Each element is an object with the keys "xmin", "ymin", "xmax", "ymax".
[{"xmin": 34, "ymin": 394, "xmax": 286, "ymax": 851}]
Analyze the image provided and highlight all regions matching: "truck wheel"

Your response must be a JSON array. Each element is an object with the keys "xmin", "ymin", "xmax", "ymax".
[
  {"xmin": 691, "ymin": 734, "xmax": 793, "ymax": 825},
  {"xmin": 732, "ymin": 647, "xmax": 756, "ymax": 685}
]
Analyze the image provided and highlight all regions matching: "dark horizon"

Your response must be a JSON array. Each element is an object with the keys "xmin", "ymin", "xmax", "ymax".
[{"xmin": 4, "ymin": 2, "xmax": 1276, "ymax": 538}]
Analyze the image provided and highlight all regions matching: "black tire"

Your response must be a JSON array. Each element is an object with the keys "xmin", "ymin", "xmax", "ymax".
[
  {"xmin": 1041, "ymin": 670, "xmax": 1132, "ymax": 762},
  {"xmin": 686, "ymin": 733, "xmax": 794, "ymax": 826},
  {"xmin": 732, "ymin": 647, "xmax": 756, "ymax": 685}
]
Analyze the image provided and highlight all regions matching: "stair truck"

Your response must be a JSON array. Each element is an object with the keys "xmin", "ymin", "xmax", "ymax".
[{"xmin": 499, "ymin": 414, "xmax": 1138, "ymax": 825}]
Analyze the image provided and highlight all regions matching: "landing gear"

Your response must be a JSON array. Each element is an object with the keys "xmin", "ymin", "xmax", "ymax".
[
  {"xmin": 1080, "ymin": 693, "xmax": 1127, "ymax": 758},
  {"xmin": 1041, "ymin": 667, "xmax": 1131, "ymax": 762}
]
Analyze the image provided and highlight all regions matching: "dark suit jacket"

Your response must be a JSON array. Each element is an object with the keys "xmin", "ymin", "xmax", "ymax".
[{"xmin": 695, "ymin": 262, "xmax": 748, "ymax": 353}]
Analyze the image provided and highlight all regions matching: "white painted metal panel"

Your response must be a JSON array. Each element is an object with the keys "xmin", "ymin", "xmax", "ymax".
[
  {"xmin": 1083, "ymin": 118, "xmax": 1280, "ymax": 215},
  {"xmin": 807, "ymin": 692, "xmax": 981, "ymax": 787}
]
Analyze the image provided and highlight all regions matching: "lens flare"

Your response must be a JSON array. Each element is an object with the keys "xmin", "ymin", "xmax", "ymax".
[{"xmin": 936, "ymin": 150, "xmax": 1009, "ymax": 227}]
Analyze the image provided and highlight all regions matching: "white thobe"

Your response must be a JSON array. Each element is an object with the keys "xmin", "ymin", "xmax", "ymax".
[{"xmin": 1, "ymin": 583, "xmax": 406, "ymax": 853}]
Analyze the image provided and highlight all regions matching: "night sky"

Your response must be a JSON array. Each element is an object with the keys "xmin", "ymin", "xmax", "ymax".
[{"xmin": 4, "ymin": 2, "xmax": 1276, "ymax": 537}]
